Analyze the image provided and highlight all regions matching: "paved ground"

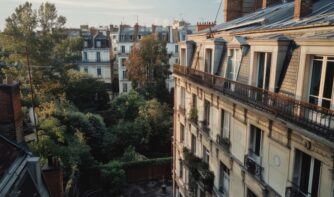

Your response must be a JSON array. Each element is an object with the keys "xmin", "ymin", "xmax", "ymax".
[{"xmin": 123, "ymin": 179, "xmax": 172, "ymax": 197}]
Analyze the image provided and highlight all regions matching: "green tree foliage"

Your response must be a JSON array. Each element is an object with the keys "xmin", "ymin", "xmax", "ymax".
[
  {"xmin": 120, "ymin": 146, "xmax": 147, "ymax": 162},
  {"xmin": 110, "ymin": 90, "xmax": 145, "ymax": 121},
  {"xmin": 64, "ymin": 70, "xmax": 110, "ymax": 111},
  {"xmin": 126, "ymin": 35, "xmax": 170, "ymax": 102},
  {"xmin": 99, "ymin": 161, "xmax": 126, "ymax": 196},
  {"xmin": 135, "ymin": 99, "xmax": 172, "ymax": 156}
]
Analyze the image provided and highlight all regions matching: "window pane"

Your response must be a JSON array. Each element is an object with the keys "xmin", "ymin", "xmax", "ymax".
[
  {"xmin": 265, "ymin": 53, "xmax": 272, "ymax": 90},
  {"xmin": 323, "ymin": 61, "xmax": 334, "ymax": 99},
  {"xmin": 309, "ymin": 60, "xmax": 323, "ymax": 96},
  {"xmin": 257, "ymin": 53, "xmax": 265, "ymax": 88}
]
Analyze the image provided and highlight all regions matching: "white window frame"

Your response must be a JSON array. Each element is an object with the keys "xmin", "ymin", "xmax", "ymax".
[
  {"xmin": 204, "ymin": 48, "xmax": 213, "ymax": 74},
  {"xmin": 225, "ymin": 48, "xmax": 240, "ymax": 81},
  {"xmin": 255, "ymin": 52, "xmax": 272, "ymax": 90},
  {"xmin": 307, "ymin": 56, "xmax": 334, "ymax": 109},
  {"xmin": 221, "ymin": 110, "xmax": 231, "ymax": 139}
]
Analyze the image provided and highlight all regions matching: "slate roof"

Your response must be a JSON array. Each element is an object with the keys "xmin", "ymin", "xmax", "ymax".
[
  {"xmin": 204, "ymin": 0, "xmax": 334, "ymax": 34},
  {"xmin": 0, "ymin": 135, "xmax": 25, "ymax": 180}
]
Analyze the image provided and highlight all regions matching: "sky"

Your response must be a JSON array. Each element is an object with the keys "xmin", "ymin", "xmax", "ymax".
[{"xmin": 0, "ymin": 0, "xmax": 224, "ymax": 30}]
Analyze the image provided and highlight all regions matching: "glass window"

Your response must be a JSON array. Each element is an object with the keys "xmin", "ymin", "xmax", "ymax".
[
  {"xmin": 121, "ymin": 45, "xmax": 125, "ymax": 53},
  {"xmin": 121, "ymin": 58, "xmax": 126, "ymax": 67},
  {"xmin": 205, "ymin": 49, "xmax": 213, "ymax": 73},
  {"xmin": 219, "ymin": 162, "xmax": 230, "ymax": 196},
  {"xmin": 83, "ymin": 52, "xmax": 88, "ymax": 61},
  {"xmin": 204, "ymin": 100, "xmax": 210, "ymax": 126},
  {"xmin": 191, "ymin": 134, "xmax": 196, "ymax": 154},
  {"xmin": 309, "ymin": 56, "xmax": 334, "ymax": 109},
  {"xmin": 249, "ymin": 125, "xmax": 262, "ymax": 163},
  {"xmin": 122, "ymin": 70, "xmax": 128, "ymax": 79},
  {"xmin": 96, "ymin": 40, "xmax": 101, "ymax": 48},
  {"xmin": 202, "ymin": 146, "xmax": 209, "ymax": 163},
  {"xmin": 180, "ymin": 124, "xmax": 184, "ymax": 143},
  {"xmin": 84, "ymin": 41, "xmax": 88, "ymax": 47},
  {"xmin": 96, "ymin": 52, "xmax": 101, "ymax": 62},
  {"xmin": 97, "ymin": 67, "xmax": 102, "ymax": 77},
  {"xmin": 256, "ymin": 52, "xmax": 272, "ymax": 90},
  {"xmin": 180, "ymin": 87, "xmax": 185, "ymax": 109},
  {"xmin": 123, "ymin": 83, "xmax": 128, "ymax": 92},
  {"xmin": 221, "ymin": 110, "xmax": 231, "ymax": 139},
  {"xmin": 175, "ymin": 45, "xmax": 179, "ymax": 53},
  {"xmin": 226, "ymin": 49, "xmax": 239, "ymax": 80},
  {"xmin": 292, "ymin": 149, "xmax": 321, "ymax": 197}
]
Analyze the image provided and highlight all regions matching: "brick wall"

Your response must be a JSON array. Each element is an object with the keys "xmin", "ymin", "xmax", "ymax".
[
  {"xmin": 0, "ymin": 83, "xmax": 23, "ymax": 143},
  {"xmin": 279, "ymin": 47, "xmax": 301, "ymax": 97},
  {"xmin": 294, "ymin": 0, "xmax": 313, "ymax": 20}
]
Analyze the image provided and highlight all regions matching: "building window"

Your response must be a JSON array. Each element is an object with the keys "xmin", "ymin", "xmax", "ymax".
[
  {"xmin": 84, "ymin": 67, "xmax": 88, "ymax": 73},
  {"xmin": 113, "ymin": 35, "xmax": 116, "ymax": 39},
  {"xmin": 121, "ymin": 45, "xmax": 125, "ymax": 53},
  {"xmin": 292, "ymin": 149, "xmax": 321, "ymax": 197},
  {"xmin": 175, "ymin": 45, "xmax": 179, "ymax": 53},
  {"xmin": 96, "ymin": 40, "xmax": 101, "ymax": 48},
  {"xmin": 191, "ymin": 134, "xmax": 196, "ymax": 154},
  {"xmin": 249, "ymin": 125, "xmax": 262, "ymax": 163},
  {"xmin": 121, "ymin": 58, "xmax": 126, "ymax": 67},
  {"xmin": 226, "ymin": 49, "xmax": 240, "ymax": 80},
  {"xmin": 179, "ymin": 159, "xmax": 183, "ymax": 178},
  {"xmin": 203, "ymin": 100, "xmax": 210, "ymax": 126},
  {"xmin": 202, "ymin": 146, "xmax": 209, "ymax": 164},
  {"xmin": 114, "ymin": 47, "xmax": 117, "ymax": 51},
  {"xmin": 205, "ymin": 49, "xmax": 213, "ymax": 73},
  {"xmin": 122, "ymin": 70, "xmax": 128, "ymax": 79},
  {"xmin": 83, "ymin": 52, "xmax": 88, "ymax": 61},
  {"xmin": 221, "ymin": 110, "xmax": 231, "ymax": 139},
  {"xmin": 96, "ymin": 52, "xmax": 101, "ymax": 62},
  {"xmin": 97, "ymin": 67, "xmax": 102, "ymax": 77},
  {"xmin": 180, "ymin": 123, "xmax": 184, "ymax": 143},
  {"xmin": 138, "ymin": 35, "xmax": 142, "ymax": 40},
  {"xmin": 123, "ymin": 83, "xmax": 128, "ymax": 92},
  {"xmin": 256, "ymin": 52, "xmax": 272, "ymax": 90},
  {"xmin": 180, "ymin": 87, "xmax": 185, "ymax": 109},
  {"xmin": 308, "ymin": 56, "xmax": 334, "ymax": 109},
  {"xmin": 175, "ymin": 58, "xmax": 179, "ymax": 64},
  {"xmin": 219, "ymin": 162, "xmax": 230, "ymax": 196},
  {"xmin": 84, "ymin": 41, "xmax": 88, "ymax": 47},
  {"xmin": 181, "ymin": 48, "xmax": 186, "ymax": 66},
  {"xmin": 192, "ymin": 94, "xmax": 197, "ymax": 109}
]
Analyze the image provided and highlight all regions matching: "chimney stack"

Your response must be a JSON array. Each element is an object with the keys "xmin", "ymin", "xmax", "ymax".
[
  {"xmin": 196, "ymin": 22, "xmax": 216, "ymax": 32},
  {"xmin": 224, "ymin": 0, "xmax": 243, "ymax": 22},
  {"xmin": 294, "ymin": 0, "xmax": 313, "ymax": 20},
  {"xmin": 133, "ymin": 23, "xmax": 139, "ymax": 42},
  {"xmin": 262, "ymin": 0, "xmax": 281, "ymax": 9},
  {"xmin": 0, "ymin": 81, "xmax": 24, "ymax": 143}
]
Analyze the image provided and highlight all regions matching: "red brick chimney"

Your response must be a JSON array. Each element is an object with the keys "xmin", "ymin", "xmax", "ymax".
[
  {"xmin": 0, "ymin": 78, "xmax": 23, "ymax": 143},
  {"xmin": 133, "ymin": 23, "xmax": 139, "ymax": 42},
  {"xmin": 196, "ymin": 22, "xmax": 216, "ymax": 32},
  {"xmin": 224, "ymin": 0, "xmax": 243, "ymax": 22},
  {"xmin": 43, "ymin": 157, "xmax": 64, "ymax": 197},
  {"xmin": 294, "ymin": 0, "xmax": 313, "ymax": 20},
  {"xmin": 262, "ymin": 0, "xmax": 281, "ymax": 9}
]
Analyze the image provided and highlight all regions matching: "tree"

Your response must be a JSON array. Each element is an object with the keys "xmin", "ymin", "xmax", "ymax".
[
  {"xmin": 126, "ymin": 35, "xmax": 170, "ymax": 101},
  {"xmin": 135, "ymin": 99, "xmax": 172, "ymax": 156},
  {"xmin": 99, "ymin": 161, "xmax": 126, "ymax": 196}
]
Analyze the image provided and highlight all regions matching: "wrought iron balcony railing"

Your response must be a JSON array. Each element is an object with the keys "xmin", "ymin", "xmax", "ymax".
[
  {"xmin": 174, "ymin": 64, "xmax": 334, "ymax": 142},
  {"xmin": 216, "ymin": 134, "xmax": 231, "ymax": 151},
  {"xmin": 244, "ymin": 153, "xmax": 263, "ymax": 180}
]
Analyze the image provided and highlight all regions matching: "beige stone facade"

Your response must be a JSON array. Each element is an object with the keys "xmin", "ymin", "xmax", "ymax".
[{"xmin": 172, "ymin": 1, "xmax": 334, "ymax": 197}]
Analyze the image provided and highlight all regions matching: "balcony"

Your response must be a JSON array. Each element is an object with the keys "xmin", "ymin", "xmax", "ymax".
[
  {"xmin": 216, "ymin": 134, "xmax": 231, "ymax": 152},
  {"xmin": 174, "ymin": 64, "xmax": 334, "ymax": 142},
  {"xmin": 183, "ymin": 148, "xmax": 214, "ymax": 193},
  {"xmin": 200, "ymin": 120, "xmax": 210, "ymax": 135},
  {"xmin": 285, "ymin": 185, "xmax": 309, "ymax": 197},
  {"xmin": 244, "ymin": 153, "xmax": 263, "ymax": 180}
]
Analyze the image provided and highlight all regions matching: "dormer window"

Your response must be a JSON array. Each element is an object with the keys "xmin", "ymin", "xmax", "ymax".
[
  {"xmin": 96, "ymin": 40, "xmax": 101, "ymax": 48},
  {"xmin": 226, "ymin": 48, "xmax": 240, "ymax": 80},
  {"xmin": 255, "ymin": 52, "xmax": 272, "ymax": 90},
  {"xmin": 84, "ymin": 41, "xmax": 88, "ymax": 48},
  {"xmin": 205, "ymin": 49, "xmax": 213, "ymax": 73},
  {"xmin": 308, "ymin": 56, "xmax": 334, "ymax": 109}
]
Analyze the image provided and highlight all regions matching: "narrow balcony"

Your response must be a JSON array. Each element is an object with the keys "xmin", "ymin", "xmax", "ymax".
[
  {"xmin": 216, "ymin": 134, "xmax": 231, "ymax": 152},
  {"xmin": 244, "ymin": 153, "xmax": 263, "ymax": 180},
  {"xmin": 174, "ymin": 64, "xmax": 334, "ymax": 142},
  {"xmin": 199, "ymin": 120, "xmax": 210, "ymax": 135}
]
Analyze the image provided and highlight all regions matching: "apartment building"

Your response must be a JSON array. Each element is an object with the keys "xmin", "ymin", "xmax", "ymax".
[
  {"xmin": 173, "ymin": 0, "xmax": 334, "ymax": 197},
  {"xmin": 79, "ymin": 27, "xmax": 112, "ymax": 84}
]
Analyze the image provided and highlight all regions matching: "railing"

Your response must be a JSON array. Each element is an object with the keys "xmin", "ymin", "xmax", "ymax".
[
  {"xmin": 244, "ymin": 154, "xmax": 263, "ymax": 180},
  {"xmin": 216, "ymin": 134, "xmax": 231, "ymax": 151},
  {"xmin": 200, "ymin": 120, "xmax": 210, "ymax": 135},
  {"xmin": 285, "ymin": 185, "xmax": 310, "ymax": 197},
  {"xmin": 174, "ymin": 64, "xmax": 334, "ymax": 141}
]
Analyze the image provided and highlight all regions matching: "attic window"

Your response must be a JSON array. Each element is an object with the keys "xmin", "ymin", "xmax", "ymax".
[{"xmin": 96, "ymin": 41, "xmax": 101, "ymax": 48}]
